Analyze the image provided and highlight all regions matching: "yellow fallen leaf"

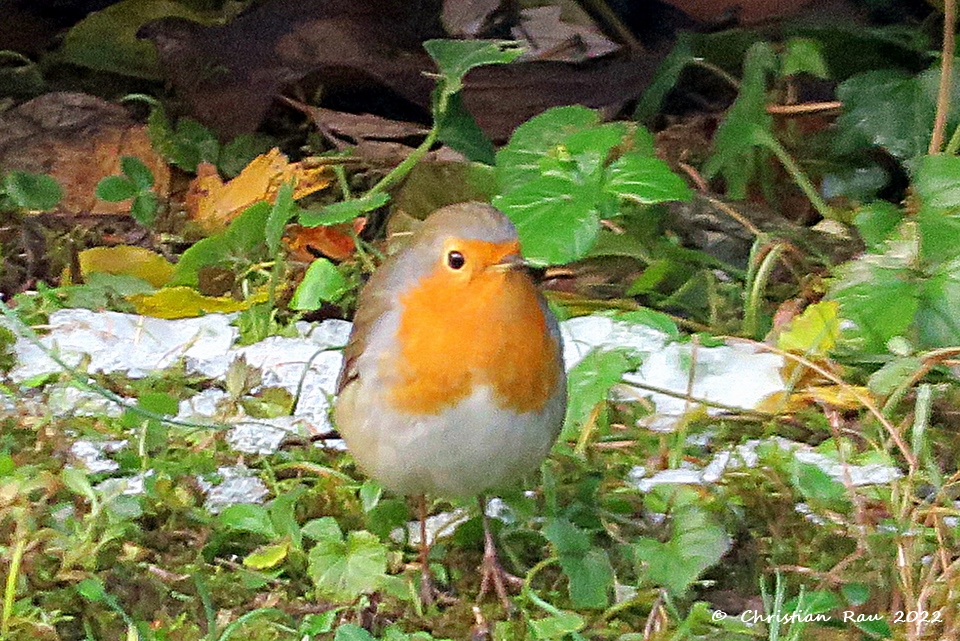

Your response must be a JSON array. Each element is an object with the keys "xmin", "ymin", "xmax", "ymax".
[
  {"xmin": 129, "ymin": 286, "xmax": 269, "ymax": 319},
  {"xmin": 186, "ymin": 148, "xmax": 333, "ymax": 234},
  {"xmin": 63, "ymin": 246, "xmax": 175, "ymax": 287},
  {"xmin": 758, "ymin": 384, "xmax": 872, "ymax": 414},
  {"xmin": 800, "ymin": 384, "xmax": 871, "ymax": 410},
  {"xmin": 777, "ymin": 300, "xmax": 840, "ymax": 357}
]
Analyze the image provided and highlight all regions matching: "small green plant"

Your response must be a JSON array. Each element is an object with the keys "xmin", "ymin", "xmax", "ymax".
[
  {"xmin": 145, "ymin": 103, "xmax": 275, "ymax": 176},
  {"xmin": 95, "ymin": 156, "xmax": 160, "ymax": 226},
  {"xmin": 493, "ymin": 106, "xmax": 691, "ymax": 265},
  {"xmin": 0, "ymin": 169, "xmax": 62, "ymax": 212}
]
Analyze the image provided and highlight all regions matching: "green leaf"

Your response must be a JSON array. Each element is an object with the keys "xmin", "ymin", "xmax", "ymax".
[
  {"xmin": 634, "ymin": 504, "xmax": 730, "ymax": 595},
  {"xmin": 302, "ymin": 516, "xmax": 342, "ymax": 541},
  {"xmin": 364, "ymin": 499, "xmax": 410, "ymax": 541},
  {"xmin": 615, "ymin": 309, "xmax": 681, "ymax": 340},
  {"xmin": 635, "ymin": 32, "xmax": 696, "ymax": 121},
  {"xmin": 120, "ymin": 156, "xmax": 154, "ymax": 190},
  {"xmin": 171, "ymin": 201, "xmax": 271, "ymax": 287},
  {"xmin": 299, "ymin": 192, "xmax": 389, "ymax": 227},
  {"xmin": 784, "ymin": 590, "xmax": 841, "ymax": 616},
  {"xmin": 290, "ymin": 258, "xmax": 349, "ymax": 311},
  {"xmin": 827, "ymin": 234, "xmax": 920, "ymax": 353},
  {"xmin": 702, "ymin": 41, "xmax": 777, "ymax": 199},
  {"xmin": 308, "ymin": 528, "xmax": 388, "ymax": 601},
  {"xmin": 841, "ymin": 582, "xmax": 870, "ymax": 606},
  {"xmin": 77, "ymin": 577, "xmax": 108, "ymax": 603},
  {"xmin": 333, "ymin": 624, "xmax": 377, "ymax": 641},
  {"xmin": 494, "ymin": 174, "xmax": 601, "ymax": 265},
  {"xmin": 868, "ymin": 355, "xmax": 923, "ymax": 396},
  {"xmin": 147, "ymin": 108, "xmax": 221, "ymax": 172},
  {"xmin": 528, "ymin": 612, "xmax": 586, "ymax": 639},
  {"xmin": 915, "ymin": 261, "xmax": 960, "ymax": 347},
  {"xmin": 561, "ymin": 122, "xmax": 627, "ymax": 175},
  {"xmin": 437, "ymin": 92, "xmax": 496, "ymax": 164},
  {"xmin": 834, "ymin": 66, "xmax": 960, "ymax": 160},
  {"xmin": 914, "ymin": 154, "xmax": 960, "ymax": 208},
  {"xmin": 131, "ymin": 191, "xmax": 159, "ymax": 227},
  {"xmin": 564, "ymin": 546, "xmax": 614, "ymax": 608},
  {"xmin": 423, "ymin": 39, "xmax": 524, "ymax": 93},
  {"xmin": 62, "ymin": 467, "xmax": 97, "ymax": 504},
  {"xmin": 853, "ymin": 617, "xmax": 892, "ymax": 638},
  {"xmin": 218, "ymin": 504, "xmax": 278, "ymax": 539},
  {"xmin": 244, "ymin": 541, "xmax": 290, "ymax": 570},
  {"xmin": 604, "ymin": 154, "xmax": 691, "ymax": 204},
  {"xmin": 916, "ymin": 204, "xmax": 960, "ymax": 265},
  {"xmin": 270, "ymin": 486, "xmax": 306, "ymax": 549},
  {"xmin": 138, "ymin": 391, "xmax": 178, "ymax": 416},
  {"xmin": 496, "ymin": 106, "xmax": 600, "ymax": 194},
  {"xmin": 791, "ymin": 460, "xmax": 847, "ymax": 506},
  {"xmin": 96, "ymin": 176, "xmax": 137, "ymax": 202},
  {"xmin": 562, "ymin": 348, "xmax": 641, "ymax": 440},
  {"xmin": 265, "ymin": 183, "xmax": 297, "ymax": 256},
  {"xmin": 169, "ymin": 118, "xmax": 221, "ymax": 172},
  {"xmin": 3, "ymin": 170, "xmax": 62, "ymax": 210},
  {"xmin": 359, "ymin": 480, "xmax": 383, "ymax": 513},
  {"xmin": 781, "ymin": 37, "xmax": 829, "ymax": 79},
  {"xmin": 853, "ymin": 201, "xmax": 902, "ymax": 250}
]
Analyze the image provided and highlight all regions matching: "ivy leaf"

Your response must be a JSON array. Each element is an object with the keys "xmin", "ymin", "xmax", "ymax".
[
  {"xmin": 437, "ymin": 92, "xmax": 495, "ymax": 164},
  {"xmin": 634, "ymin": 503, "xmax": 730, "ymax": 595},
  {"xmin": 605, "ymin": 154, "xmax": 691, "ymax": 204},
  {"xmin": 834, "ymin": 66, "xmax": 960, "ymax": 160},
  {"xmin": 308, "ymin": 525, "xmax": 388, "ymax": 601},
  {"xmin": 827, "ymin": 233, "xmax": 920, "ymax": 353},
  {"xmin": 496, "ymin": 106, "xmax": 601, "ymax": 193},
  {"xmin": 494, "ymin": 174, "xmax": 600, "ymax": 266},
  {"xmin": 542, "ymin": 518, "xmax": 613, "ymax": 608},
  {"xmin": 424, "ymin": 39, "xmax": 523, "ymax": 94}
]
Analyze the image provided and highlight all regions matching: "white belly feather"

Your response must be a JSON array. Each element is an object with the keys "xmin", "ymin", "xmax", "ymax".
[{"xmin": 335, "ymin": 382, "xmax": 564, "ymax": 497}]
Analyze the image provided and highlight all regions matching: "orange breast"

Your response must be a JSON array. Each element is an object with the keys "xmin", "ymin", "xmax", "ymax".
[{"xmin": 388, "ymin": 249, "xmax": 561, "ymax": 416}]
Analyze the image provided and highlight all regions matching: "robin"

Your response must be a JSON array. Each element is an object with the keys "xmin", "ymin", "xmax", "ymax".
[{"xmin": 334, "ymin": 201, "xmax": 567, "ymax": 606}]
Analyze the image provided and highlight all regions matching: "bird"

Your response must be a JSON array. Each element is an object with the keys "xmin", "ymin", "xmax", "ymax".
[{"xmin": 334, "ymin": 201, "xmax": 567, "ymax": 606}]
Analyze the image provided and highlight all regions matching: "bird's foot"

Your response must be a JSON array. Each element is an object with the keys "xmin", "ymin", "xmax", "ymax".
[
  {"xmin": 418, "ymin": 564, "xmax": 456, "ymax": 607},
  {"xmin": 477, "ymin": 543, "xmax": 523, "ymax": 612}
]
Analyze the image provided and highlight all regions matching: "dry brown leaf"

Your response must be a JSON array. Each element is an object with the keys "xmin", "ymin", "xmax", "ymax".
[
  {"xmin": 285, "ymin": 217, "xmax": 366, "ymax": 262},
  {"xmin": 0, "ymin": 92, "xmax": 170, "ymax": 215},
  {"xmin": 185, "ymin": 148, "xmax": 332, "ymax": 234}
]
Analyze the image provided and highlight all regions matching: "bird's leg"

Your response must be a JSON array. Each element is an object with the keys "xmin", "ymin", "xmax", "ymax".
[
  {"xmin": 476, "ymin": 496, "xmax": 523, "ymax": 610},
  {"xmin": 417, "ymin": 494, "xmax": 437, "ymax": 605}
]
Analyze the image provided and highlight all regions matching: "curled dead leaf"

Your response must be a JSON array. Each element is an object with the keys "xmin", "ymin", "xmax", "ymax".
[{"xmin": 185, "ymin": 148, "xmax": 333, "ymax": 234}]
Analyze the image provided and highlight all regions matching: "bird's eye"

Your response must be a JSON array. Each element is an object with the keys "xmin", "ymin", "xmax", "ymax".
[{"xmin": 447, "ymin": 250, "xmax": 465, "ymax": 270}]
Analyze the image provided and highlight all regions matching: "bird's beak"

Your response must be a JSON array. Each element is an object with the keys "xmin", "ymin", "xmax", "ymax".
[{"xmin": 488, "ymin": 252, "xmax": 527, "ymax": 272}]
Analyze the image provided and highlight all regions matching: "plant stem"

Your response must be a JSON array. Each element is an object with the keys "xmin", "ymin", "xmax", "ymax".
[
  {"xmin": 743, "ymin": 242, "xmax": 787, "ymax": 338},
  {"xmin": 365, "ymin": 88, "xmax": 450, "ymax": 198},
  {"xmin": 930, "ymin": 0, "xmax": 956, "ymax": 154},
  {"xmin": 1, "ymin": 532, "xmax": 25, "ymax": 639},
  {"xmin": 753, "ymin": 128, "xmax": 834, "ymax": 220}
]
